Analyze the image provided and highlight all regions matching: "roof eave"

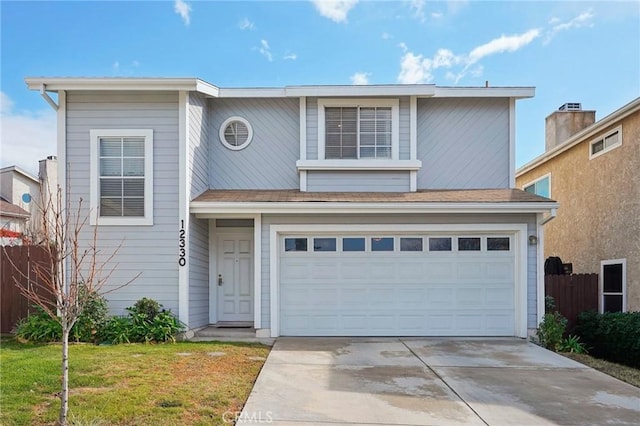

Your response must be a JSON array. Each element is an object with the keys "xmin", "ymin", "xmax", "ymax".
[{"xmin": 190, "ymin": 201, "xmax": 559, "ymax": 215}]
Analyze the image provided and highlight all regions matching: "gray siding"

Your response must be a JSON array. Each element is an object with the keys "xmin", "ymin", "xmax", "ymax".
[
  {"xmin": 417, "ymin": 98, "xmax": 510, "ymax": 189},
  {"xmin": 307, "ymin": 171, "xmax": 410, "ymax": 192},
  {"xmin": 306, "ymin": 97, "xmax": 318, "ymax": 160},
  {"xmin": 188, "ymin": 92, "xmax": 210, "ymax": 327},
  {"xmin": 188, "ymin": 215, "xmax": 209, "ymax": 328},
  {"xmin": 399, "ymin": 96, "xmax": 410, "ymax": 160},
  {"xmin": 260, "ymin": 213, "xmax": 538, "ymax": 331},
  {"xmin": 209, "ymin": 98, "xmax": 299, "ymax": 189},
  {"xmin": 66, "ymin": 91, "xmax": 179, "ymax": 315}
]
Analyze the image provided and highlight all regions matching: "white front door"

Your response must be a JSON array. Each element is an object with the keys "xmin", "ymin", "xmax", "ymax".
[{"xmin": 217, "ymin": 231, "xmax": 253, "ymax": 322}]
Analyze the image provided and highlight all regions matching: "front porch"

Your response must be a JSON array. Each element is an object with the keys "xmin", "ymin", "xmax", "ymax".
[{"xmin": 189, "ymin": 325, "xmax": 275, "ymax": 346}]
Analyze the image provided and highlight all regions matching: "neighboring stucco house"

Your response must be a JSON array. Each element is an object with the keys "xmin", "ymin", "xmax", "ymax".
[
  {"xmin": 517, "ymin": 98, "xmax": 640, "ymax": 313},
  {"xmin": 0, "ymin": 157, "xmax": 58, "ymax": 243},
  {"xmin": 26, "ymin": 77, "xmax": 557, "ymax": 338}
]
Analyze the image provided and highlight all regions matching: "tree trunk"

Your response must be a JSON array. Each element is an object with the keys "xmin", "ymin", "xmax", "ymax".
[{"xmin": 59, "ymin": 326, "xmax": 70, "ymax": 425}]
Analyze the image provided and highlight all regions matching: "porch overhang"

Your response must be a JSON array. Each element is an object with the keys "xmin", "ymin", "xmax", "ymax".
[{"xmin": 190, "ymin": 189, "xmax": 559, "ymax": 217}]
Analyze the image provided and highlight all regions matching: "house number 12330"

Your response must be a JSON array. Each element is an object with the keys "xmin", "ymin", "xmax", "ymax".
[{"xmin": 178, "ymin": 220, "xmax": 186, "ymax": 266}]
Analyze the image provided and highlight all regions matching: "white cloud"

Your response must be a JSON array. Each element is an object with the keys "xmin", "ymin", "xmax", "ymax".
[
  {"xmin": 431, "ymin": 11, "xmax": 443, "ymax": 19},
  {"xmin": 311, "ymin": 0, "xmax": 358, "ymax": 23},
  {"xmin": 350, "ymin": 72, "xmax": 371, "ymax": 85},
  {"xmin": 467, "ymin": 29, "xmax": 540, "ymax": 64},
  {"xmin": 398, "ymin": 51, "xmax": 434, "ymax": 84},
  {"xmin": 174, "ymin": 0, "xmax": 191, "ymax": 26},
  {"xmin": 239, "ymin": 18, "xmax": 255, "ymax": 30},
  {"xmin": 447, "ymin": 0, "xmax": 469, "ymax": 15},
  {"xmin": 410, "ymin": 0, "xmax": 426, "ymax": 22},
  {"xmin": 545, "ymin": 9, "xmax": 595, "ymax": 44},
  {"xmin": 0, "ymin": 92, "xmax": 56, "ymax": 176},
  {"xmin": 398, "ymin": 42, "xmax": 408, "ymax": 53},
  {"xmin": 112, "ymin": 60, "xmax": 141, "ymax": 76},
  {"xmin": 381, "ymin": 32, "xmax": 392, "ymax": 40},
  {"xmin": 284, "ymin": 52, "xmax": 297, "ymax": 60},
  {"xmin": 259, "ymin": 39, "xmax": 273, "ymax": 62}
]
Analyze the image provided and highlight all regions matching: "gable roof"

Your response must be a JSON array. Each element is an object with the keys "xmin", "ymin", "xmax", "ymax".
[
  {"xmin": 517, "ymin": 97, "xmax": 640, "ymax": 176},
  {"xmin": 0, "ymin": 165, "xmax": 39, "ymax": 183},
  {"xmin": 25, "ymin": 77, "xmax": 535, "ymax": 99}
]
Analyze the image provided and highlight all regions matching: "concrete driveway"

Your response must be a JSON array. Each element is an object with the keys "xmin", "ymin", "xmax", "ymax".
[{"xmin": 238, "ymin": 338, "xmax": 639, "ymax": 425}]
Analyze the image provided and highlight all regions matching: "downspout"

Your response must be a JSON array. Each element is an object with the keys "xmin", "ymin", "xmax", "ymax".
[{"xmin": 40, "ymin": 84, "xmax": 59, "ymax": 111}]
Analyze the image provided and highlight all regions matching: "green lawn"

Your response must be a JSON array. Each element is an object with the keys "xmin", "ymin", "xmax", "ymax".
[{"xmin": 0, "ymin": 337, "xmax": 270, "ymax": 425}]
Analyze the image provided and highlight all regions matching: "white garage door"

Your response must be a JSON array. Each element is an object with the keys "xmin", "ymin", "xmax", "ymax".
[{"xmin": 279, "ymin": 234, "xmax": 516, "ymax": 336}]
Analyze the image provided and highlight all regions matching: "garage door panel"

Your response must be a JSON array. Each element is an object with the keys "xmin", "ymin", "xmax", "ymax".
[{"xmin": 280, "ymin": 233, "xmax": 516, "ymax": 337}]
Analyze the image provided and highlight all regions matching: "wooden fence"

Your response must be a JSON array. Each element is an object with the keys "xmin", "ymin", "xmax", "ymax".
[
  {"xmin": 545, "ymin": 273, "xmax": 598, "ymax": 333},
  {"xmin": 0, "ymin": 245, "xmax": 55, "ymax": 334}
]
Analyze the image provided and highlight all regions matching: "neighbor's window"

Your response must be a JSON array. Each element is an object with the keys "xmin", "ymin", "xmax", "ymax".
[
  {"xmin": 601, "ymin": 259, "xmax": 626, "ymax": 313},
  {"xmin": 320, "ymin": 99, "xmax": 398, "ymax": 160},
  {"xmin": 524, "ymin": 174, "xmax": 550, "ymax": 198},
  {"xmin": 590, "ymin": 126, "xmax": 622, "ymax": 159},
  {"xmin": 90, "ymin": 129, "xmax": 153, "ymax": 226}
]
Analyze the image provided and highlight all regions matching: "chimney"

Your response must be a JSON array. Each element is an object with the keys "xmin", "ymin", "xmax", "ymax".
[{"xmin": 545, "ymin": 103, "xmax": 596, "ymax": 151}]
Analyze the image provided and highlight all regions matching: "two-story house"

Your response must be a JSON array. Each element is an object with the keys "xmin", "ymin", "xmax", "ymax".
[
  {"xmin": 517, "ymin": 98, "xmax": 640, "ymax": 314},
  {"xmin": 26, "ymin": 77, "xmax": 557, "ymax": 338}
]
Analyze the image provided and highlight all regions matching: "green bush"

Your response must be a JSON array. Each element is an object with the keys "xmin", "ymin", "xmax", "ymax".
[
  {"xmin": 72, "ymin": 287, "xmax": 109, "ymax": 343},
  {"xmin": 15, "ymin": 306, "xmax": 61, "ymax": 342},
  {"xmin": 534, "ymin": 296, "xmax": 567, "ymax": 351},
  {"xmin": 103, "ymin": 298, "xmax": 184, "ymax": 344},
  {"xmin": 557, "ymin": 335, "xmax": 587, "ymax": 354},
  {"xmin": 574, "ymin": 311, "xmax": 640, "ymax": 368}
]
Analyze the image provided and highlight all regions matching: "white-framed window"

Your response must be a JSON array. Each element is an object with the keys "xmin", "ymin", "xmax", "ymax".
[
  {"xmin": 523, "ymin": 173, "xmax": 551, "ymax": 198},
  {"xmin": 90, "ymin": 129, "xmax": 153, "ymax": 226},
  {"xmin": 219, "ymin": 116, "xmax": 253, "ymax": 151},
  {"xmin": 600, "ymin": 258, "xmax": 626, "ymax": 313},
  {"xmin": 590, "ymin": 126, "xmax": 622, "ymax": 159},
  {"xmin": 317, "ymin": 99, "xmax": 400, "ymax": 160}
]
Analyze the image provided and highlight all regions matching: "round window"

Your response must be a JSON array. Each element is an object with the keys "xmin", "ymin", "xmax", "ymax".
[{"xmin": 219, "ymin": 117, "xmax": 253, "ymax": 150}]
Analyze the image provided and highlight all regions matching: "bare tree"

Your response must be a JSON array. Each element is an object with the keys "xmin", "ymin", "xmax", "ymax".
[{"xmin": 5, "ymin": 185, "xmax": 135, "ymax": 425}]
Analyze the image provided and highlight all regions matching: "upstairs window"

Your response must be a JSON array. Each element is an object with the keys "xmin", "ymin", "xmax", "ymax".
[
  {"xmin": 90, "ymin": 129, "xmax": 153, "ymax": 226},
  {"xmin": 524, "ymin": 174, "xmax": 550, "ymax": 198},
  {"xmin": 318, "ymin": 99, "xmax": 399, "ymax": 161},
  {"xmin": 590, "ymin": 126, "xmax": 622, "ymax": 159}
]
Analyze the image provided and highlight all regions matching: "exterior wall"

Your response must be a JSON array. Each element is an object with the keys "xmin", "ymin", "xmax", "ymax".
[
  {"xmin": 0, "ymin": 171, "xmax": 40, "ymax": 222},
  {"xmin": 260, "ymin": 213, "xmax": 539, "ymax": 331},
  {"xmin": 209, "ymin": 98, "xmax": 299, "ymax": 189},
  {"xmin": 417, "ymin": 98, "xmax": 510, "ymax": 189},
  {"xmin": 66, "ymin": 91, "xmax": 180, "ymax": 315},
  {"xmin": 188, "ymin": 92, "xmax": 210, "ymax": 327},
  {"xmin": 516, "ymin": 110, "xmax": 640, "ymax": 311},
  {"xmin": 306, "ymin": 171, "xmax": 411, "ymax": 192}
]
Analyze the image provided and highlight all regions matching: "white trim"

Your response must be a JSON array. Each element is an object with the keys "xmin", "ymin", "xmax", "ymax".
[
  {"xmin": 208, "ymin": 220, "xmax": 217, "ymax": 324},
  {"xmin": 296, "ymin": 159, "xmax": 422, "ymax": 171},
  {"xmin": 299, "ymin": 97, "xmax": 307, "ymax": 160},
  {"xmin": 589, "ymin": 125, "xmax": 622, "ymax": 160},
  {"xmin": 253, "ymin": 214, "xmax": 262, "ymax": 328},
  {"xmin": 219, "ymin": 116, "xmax": 253, "ymax": 151},
  {"xmin": 599, "ymin": 258, "xmax": 627, "ymax": 313},
  {"xmin": 409, "ymin": 170, "xmax": 417, "ymax": 192},
  {"xmin": 57, "ymin": 90, "xmax": 66, "ymax": 216},
  {"xmin": 286, "ymin": 85, "xmax": 436, "ymax": 97},
  {"xmin": 509, "ymin": 98, "xmax": 516, "ymax": 188},
  {"xmin": 517, "ymin": 98, "xmax": 640, "ymax": 176},
  {"xmin": 218, "ymin": 88, "xmax": 287, "ymax": 98},
  {"xmin": 268, "ymin": 223, "xmax": 529, "ymax": 338},
  {"xmin": 26, "ymin": 77, "xmax": 219, "ymax": 97},
  {"xmin": 434, "ymin": 86, "xmax": 535, "ymax": 99},
  {"xmin": 300, "ymin": 170, "xmax": 308, "ymax": 192},
  {"xmin": 409, "ymin": 96, "xmax": 417, "ymax": 161},
  {"xmin": 178, "ymin": 91, "xmax": 189, "ymax": 326},
  {"xmin": 536, "ymin": 215, "xmax": 545, "ymax": 327},
  {"xmin": 89, "ymin": 128, "xmax": 154, "ymax": 226},
  {"xmin": 522, "ymin": 173, "xmax": 552, "ymax": 198},
  {"xmin": 192, "ymin": 201, "xmax": 559, "ymax": 216},
  {"xmin": 316, "ymin": 98, "xmax": 400, "ymax": 161}
]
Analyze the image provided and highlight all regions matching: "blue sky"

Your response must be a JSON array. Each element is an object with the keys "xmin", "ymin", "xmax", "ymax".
[{"xmin": 1, "ymin": 0, "xmax": 639, "ymax": 175}]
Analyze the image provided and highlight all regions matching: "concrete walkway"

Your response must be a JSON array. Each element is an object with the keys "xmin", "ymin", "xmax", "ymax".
[{"xmin": 239, "ymin": 338, "xmax": 640, "ymax": 425}]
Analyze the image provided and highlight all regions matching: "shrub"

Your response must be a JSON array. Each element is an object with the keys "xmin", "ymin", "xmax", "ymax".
[
  {"xmin": 103, "ymin": 298, "xmax": 184, "ymax": 344},
  {"xmin": 15, "ymin": 306, "xmax": 61, "ymax": 342},
  {"xmin": 72, "ymin": 286, "xmax": 109, "ymax": 343},
  {"xmin": 558, "ymin": 335, "xmax": 587, "ymax": 354},
  {"xmin": 534, "ymin": 296, "xmax": 567, "ymax": 351},
  {"xmin": 574, "ymin": 311, "xmax": 640, "ymax": 368}
]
